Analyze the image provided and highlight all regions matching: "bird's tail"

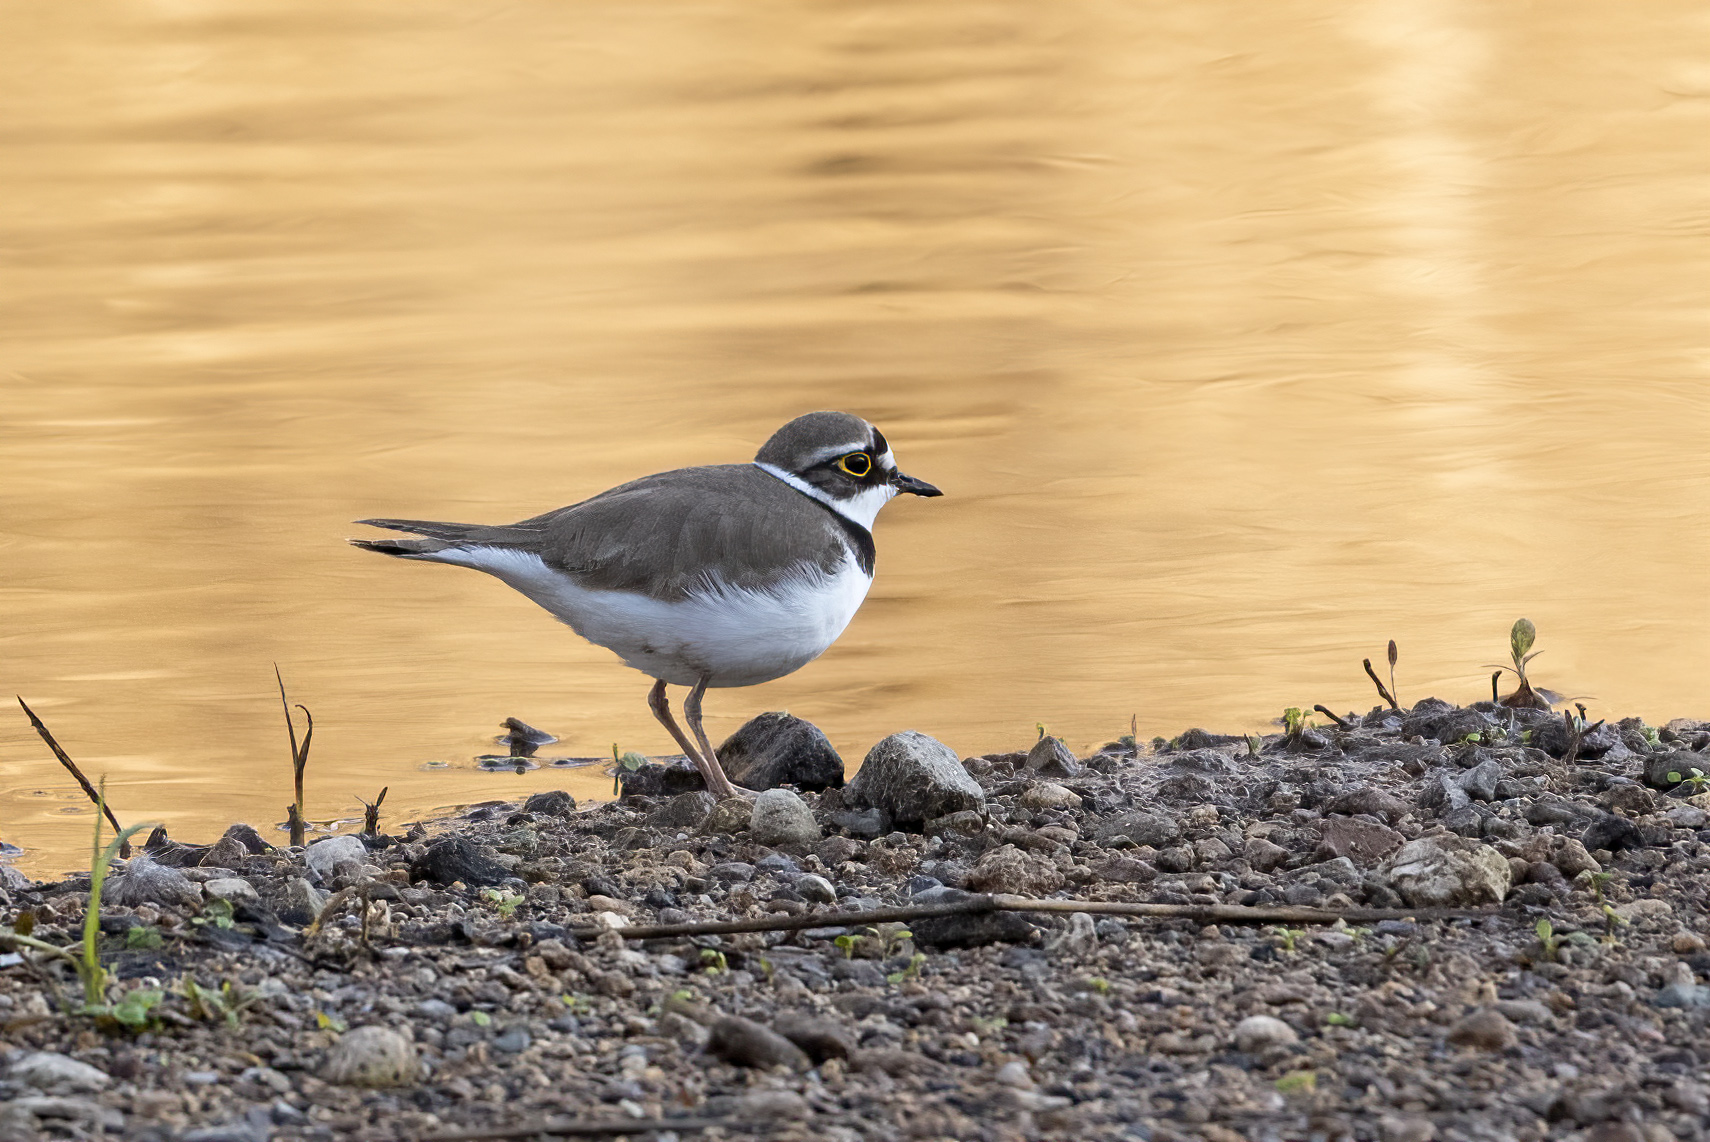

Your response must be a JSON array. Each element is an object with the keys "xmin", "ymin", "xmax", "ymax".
[{"xmin": 348, "ymin": 517, "xmax": 479, "ymax": 559}]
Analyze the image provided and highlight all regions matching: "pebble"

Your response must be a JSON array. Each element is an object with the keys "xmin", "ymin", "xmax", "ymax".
[
  {"xmin": 8, "ymin": 1052, "xmax": 110, "ymax": 1094},
  {"xmin": 795, "ymin": 874, "xmax": 837, "ymax": 904},
  {"xmin": 104, "ymin": 857, "xmax": 202, "ymax": 910},
  {"xmin": 843, "ymin": 730, "xmax": 985, "ymax": 827},
  {"xmin": 1233, "ymin": 1015, "xmax": 1298, "ymax": 1053},
  {"xmin": 1025, "ymin": 736, "xmax": 1080, "ymax": 778},
  {"xmin": 321, "ymin": 1026, "xmax": 421, "ymax": 1087},
  {"xmin": 1018, "ymin": 782, "xmax": 1082, "ymax": 811},
  {"xmin": 1379, "ymin": 835, "xmax": 1510, "ymax": 906},
  {"xmin": 1445, "ymin": 1008, "xmax": 1516, "ymax": 1051},
  {"xmin": 748, "ymin": 788, "xmax": 822, "ymax": 847},
  {"xmin": 994, "ymin": 1060, "xmax": 1034, "ymax": 1089},
  {"xmin": 203, "ymin": 877, "xmax": 260, "ymax": 905},
  {"xmin": 717, "ymin": 712, "xmax": 845, "ymax": 792},
  {"xmin": 706, "ymin": 1015, "xmax": 811, "ymax": 1071}
]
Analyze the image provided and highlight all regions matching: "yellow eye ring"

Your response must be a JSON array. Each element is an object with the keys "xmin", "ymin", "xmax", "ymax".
[{"xmin": 837, "ymin": 452, "xmax": 872, "ymax": 478}]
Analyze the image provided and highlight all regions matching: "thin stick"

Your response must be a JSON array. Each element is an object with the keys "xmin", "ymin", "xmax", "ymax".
[
  {"xmin": 275, "ymin": 666, "xmax": 313, "ymax": 846},
  {"xmin": 573, "ymin": 893, "xmax": 1477, "ymax": 943},
  {"xmin": 17, "ymin": 697, "xmax": 129, "ymax": 858},
  {"xmin": 1361, "ymin": 660, "xmax": 1398, "ymax": 710},
  {"xmin": 362, "ymin": 787, "xmax": 388, "ymax": 836},
  {"xmin": 1312, "ymin": 705, "xmax": 1349, "ymax": 728},
  {"xmin": 423, "ymin": 1118, "xmax": 739, "ymax": 1141}
]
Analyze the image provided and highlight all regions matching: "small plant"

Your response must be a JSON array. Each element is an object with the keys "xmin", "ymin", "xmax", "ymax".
[
  {"xmin": 125, "ymin": 926, "xmax": 163, "ymax": 951},
  {"xmin": 698, "ymin": 948, "xmax": 728, "ymax": 974},
  {"xmin": 1601, "ymin": 904, "xmax": 1629, "ymax": 945},
  {"xmin": 181, "ymin": 979, "xmax": 264, "ymax": 1028},
  {"xmin": 1534, "ymin": 918, "xmax": 1560, "ymax": 962},
  {"xmin": 969, "ymin": 1015, "xmax": 1008, "ymax": 1037},
  {"xmin": 1085, "ymin": 976, "xmax": 1111, "ymax": 995},
  {"xmin": 887, "ymin": 953, "xmax": 928, "ymax": 984},
  {"xmin": 1247, "ymin": 734, "xmax": 1263, "ymax": 758},
  {"xmin": 0, "ymin": 780, "xmax": 154, "ymax": 1025},
  {"xmin": 878, "ymin": 923, "xmax": 913, "ymax": 958},
  {"xmin": 1362, "ymin": 641, "xmax": 1401, "ymax": 710},
  {"xmin": 559, "ymin": 993, "xmax": 594, "ymax": 1014},
  {"xmin": 1486, "ymin": 618, "xmax": 1555, "ymax": 710},
  {"xmin": 469, "ymin": 1010, "xmax": 493, "ymax": 1027},
  {"xmin": 1271, "ymin": 926, "xmax": 1305, "ymax": 954},
  {"xmin": 1324, "ymin": 1012, "xmax": 1354, "ymax": 1027},
  {"xmin": 833, "ymin": 933, "xmax": 858, "ymax": 960},
  {"xmin": 1576, "ymin": 869, "xmax": 1614, "ymax": 903},
  {"xmin": 610, "ymin": 744, "xmax": 650, "ymax": 795},
  {"xmin": 315, "ymin": 1010, "xmax": 348, "ymax": 1032},
  {"xmin": 275, "ymin": 666, "xmax": 315, "ymax": 846},
  {"xmin": 360, "ymin": 787, "xmax": 388, "ymax": 837},
  {"xmin": 193, "ymin": 898, "xmax": 236, "ymax": 931},
  {"xmin": 480, "ymin": 887, "xmax": 524, "ymax": 920},
  {"xmin": 1275, "ymin": 1071, "xmax": 1317, "ymax": 1095}
]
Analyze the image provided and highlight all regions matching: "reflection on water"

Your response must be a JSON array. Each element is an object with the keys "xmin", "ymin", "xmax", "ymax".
[{"xmin": 2, "ymin": 1, "xmax": 1706, "ymax": 876}]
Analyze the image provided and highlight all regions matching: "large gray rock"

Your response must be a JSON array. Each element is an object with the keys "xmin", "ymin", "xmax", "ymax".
[
  {"xmin": 1025, "ymin": 736, "xmax": 1080, "ymax": 778},
  {"xmin": 844, "ymin": 731, "xmax": 984, "ymax": 828},
  {"xmin": 304, "ymin": 835, "xmax": 369, "ymax": 881},
  {"xmin": 1093, "ymin": 810, "xmax": 1180, "ymax": 849},
  {"xmin": 748, "ymin": 789, "xmax": 821, "ymax": 847},
  {"xmin": 717, "ymin": 713, "xmax": 844, "ymax": 791},
  {"xmin": 104, "ymin": 857, "xmax": 201, "ymax": 910},
  {"xmin": 1378, "ymin": 835, "xmax": 1510, "ymax": 906},
  {"xmin": 8, "ymin": 1052, "xmax": 109, "ymax": 1094}
]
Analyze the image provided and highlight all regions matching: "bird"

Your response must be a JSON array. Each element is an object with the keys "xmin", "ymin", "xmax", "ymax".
[{"xmin": 350, "ymin": 411, "xmax": 942, "ymax": 800}]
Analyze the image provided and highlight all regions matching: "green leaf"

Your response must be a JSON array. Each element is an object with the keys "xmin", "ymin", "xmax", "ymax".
[
  {"xmin": 108, "ymin": 988, "xmax": 164, "ymax": 1029},
  {"xmin": 125, "ymin": 926, "xmax": 163, "ymax": 950},
  {"xmin": 470, "ymin": 1010, "xmax": 492, "ymax": 1027},
  {"xmin": 1510, "ymin": 618, "xmax": 1536, "ymax": 664},
  {"xmin": 315, "ymin": 1010, "xmax": 347, "ymax": 1032},
  {"xmin": 1275, "ymin": 1071, "xmax": 1317, "ymax": 1094}
]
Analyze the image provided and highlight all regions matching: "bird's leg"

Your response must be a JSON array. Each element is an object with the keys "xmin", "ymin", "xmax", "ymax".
[
  {"xmin": 647, "ymin": 679, "xmax": 738, "ymax": 801},
  {"xmin": 682, "ymin": 675, "xmax": 745, "ymax": 801}
]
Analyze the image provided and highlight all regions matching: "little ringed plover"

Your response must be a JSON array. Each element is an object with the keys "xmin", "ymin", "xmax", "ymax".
[{"xmin": 350, "ymin": 411, "xmax": 941, "ymax": 799}]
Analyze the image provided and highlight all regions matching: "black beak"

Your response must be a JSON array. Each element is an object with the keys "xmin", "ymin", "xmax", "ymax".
[{"xmin": 890, "ymin": 470, "xmax": 942, "ymax": 497}]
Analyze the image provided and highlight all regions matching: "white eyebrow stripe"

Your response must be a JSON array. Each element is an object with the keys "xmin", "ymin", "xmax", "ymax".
[{"xmin": 800, "ymin": 442, "xmax": 870, "ymax": 468}]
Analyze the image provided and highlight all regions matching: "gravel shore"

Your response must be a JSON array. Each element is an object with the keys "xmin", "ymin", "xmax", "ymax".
[{"xmin": 2, "ymin": 699, "xmax": 1709, "ymax": 1142}]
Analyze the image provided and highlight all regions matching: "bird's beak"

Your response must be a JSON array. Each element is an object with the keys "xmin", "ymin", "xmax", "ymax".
[{"xmin": 889, "ymin": 470, "xmax": 943, "ymax": 497}]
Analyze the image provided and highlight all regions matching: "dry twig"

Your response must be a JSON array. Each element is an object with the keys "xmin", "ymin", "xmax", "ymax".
[{"xmin": 16, "ymin": 697, "xmax": 130, "ymax": 858}]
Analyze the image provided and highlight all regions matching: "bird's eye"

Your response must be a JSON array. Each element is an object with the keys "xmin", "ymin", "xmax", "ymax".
[{"xmin": 836, "ymin": 452, "xmax": 872, "ymax": 477}]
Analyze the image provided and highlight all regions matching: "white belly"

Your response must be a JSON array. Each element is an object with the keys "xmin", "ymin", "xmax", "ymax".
[{"xmin": 438, "ymin": 547, "xmax": 872, "ymax": 687}]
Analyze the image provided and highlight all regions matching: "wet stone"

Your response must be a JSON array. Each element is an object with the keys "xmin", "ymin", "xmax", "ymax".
[
  {"xmin": 410, "ymin": 836, "xmax": 515, "ymax": 887},
  {"xmin": 717, "ymin": 712, "xmax": 845, "ymax": 792},
  {"xmin": 522, "ymin": 790, "xmax": 577, "ymax": 818}
]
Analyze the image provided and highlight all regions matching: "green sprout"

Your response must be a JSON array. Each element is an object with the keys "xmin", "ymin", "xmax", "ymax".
[
  {"xmin": 193, "ymin": 898, "xmax": 236, "ymax": 931},
  {"xmin": 181, "ymin": 979, "xmax": 263, "ymax": 1028},
  {"xmin": 1271, "ymin": 926, "xmax": 1305, "ymax": 954},
  {"xmin": 470, "ymin": 1010, "xmax": 493, "ymax": 1027},
  {"xmin": 1085, "ymin": 976, "xmax": 1111, "ymax": 995},
  {"xmin": 887, "ymin": 953, "xmax": 928, "ymax": 985},
  {"xmin": 480, "ymin": 887, "xmax": 524, "ymax": 920},
  {"xmin": 699, "ymin": 948, "xmax": 727, "ymax": 975},
  {"xmin": 1601, "ymin": 904, "xmax": 1630, "ymax": 945},
  {"xmin": 834, "ymin": 933, "xmax": 858, "ymax": 960},
  {"xmin": 1324, "ymin": 1012, "xmax": 1354, "ymax": 1027},
  {"xmin": 315, "ymin": 1010, "xmax": 348, "ymax": 1032},
  {"xmin": 0, "ymin": 780, "xmax": 155, "ymax": 1024},
  {"xmin": 1486, "ymin": 618, "xmax": 1553, "ymax": 710},
  {"xmin": 1535, "ymin": 918, "xmax": 1560, "ymax": 962},
  {"xmin": 1576, "ymin": 869, "xmax": 1614, "ymax": 903},
  {"xmin": 1247, "ymin": 734, "xmax": 1264, "ymax": 758},
  {"xmin": 879, "ymin": 923, "xmax": 913, "ymax": 958},
  {"xmin": 611, "ymin": 744, "xmax": 650, "ymax": 795},
  {"xmin": 1275, "ymin": 1071, "xmax": 1317, "ymax": 1095},
  {"xmin": 125, "ymin": 926, "xmax": 163, "ymax": 951}
]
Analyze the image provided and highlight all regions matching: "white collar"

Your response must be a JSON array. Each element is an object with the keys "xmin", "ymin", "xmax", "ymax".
[{"xmin": 754, "ymin": 462, "xmax": 896, "ymax": 530}]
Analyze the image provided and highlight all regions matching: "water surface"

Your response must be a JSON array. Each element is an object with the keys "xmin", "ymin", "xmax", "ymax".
[{"xmin": 3, "ymin": 0, "xmax": 1707, "ymax": 875}]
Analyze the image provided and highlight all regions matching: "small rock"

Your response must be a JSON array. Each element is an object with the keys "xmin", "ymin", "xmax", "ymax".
[
  {"xmin": 994, "ymin": 1060, "xmax": 1034, "ymax": 1089},
  {"xmin": 492, "ymin": 1027, "xmax": 531, "ymax": 1053},
  {"xmin": 618, "ymin": 757, "xmax": 705, "ymax": 798},
  {"xmin": 1379, "ymin": 1114, "xmax": 1437, "ymax": 1142},
  {"xmin": 1317, "ymin": 817, "xmax": 1405, "ymax": 865},
  {"xmin": 1666, "ymin": 804, "xmax": 1709, "ymax": 829},
  {"xmin": 1025, "ymin": 736, "xmax": 1080, "ymax": 778},
  {"xmin": 1243, "ymin": 837, "xmax": 1289, "ymax": 872},
  {"xmin": 410, "ymin": 836, "xmax": 514, "ymax": 887},
  {"xmin": 1445, "ymin": 1008, "xmax": 1516, "ymax": 1051},
  {"xmin": 1581, "ymin": 813, "xmax": 1643, "ymax": 853},
  {"xmin": 522, "ymin": 790, "xmax": 577, "ymax": 818},
  {"xmin": 772, "ymin": 1013, "xmax": 855, "ymax": 1062},
  {"xmin": 1651, "ymin": 983, "xmax": 1710, "ymax": 1009},
  {"xmin": 1611, "ymin": 898, "xmax": 1672, "ymax": 923},
  {"xmin": 278, "ymin": 877, "xmax": 329, "ymax": 926},
  {"xmin": 749, "ymin": 789, "xmax": 822, "ymax": 847},
  {"xmin": 828, "ymin": 806, "xmax": 889, "ymax": 838},
  {"xmin": 1045, "ymin": 911, "xmax": 1097, "ymax": 956},
  {"xmin": 736, "ymin": 1089, "xmax": 810, "ymax": 1119},
  {"xmin": 1327, "ymin": 786, "xmax": 1411, "ymax": 823},
  {"xmin": 703, "ymin": 797, "xmax": 753, "ymax": 835},
  {"xmin": 1094, "ymin": 810, "xmax": 1181, "ymax": 849},
  {"xmin": 203, "ymin": 878, "xmax": 260, "ymax": 906},
  {"xmin": 1234, "ymin": 1015, "xmax": 1298, "ymax": 1053},
  {"xmin": 105, "ymin": 856, "xmax": 201, "ymax": 910},
  {"xmin": 8, "ymin": 1052, "xmax": 110, "ymax": 1094},
  {"xmin": 964, "ymin": 844, "xmax": 1065, "ymax": 896},
  {"xmin": 1378, "ymin": 835, "xmax": 1510, "ymax": 907},
  {"xmin": 710, "ymin": 862, "xmax": 755, "ymax": 883},
  {"xmin": 321, "ymin": 1026, "xmax": 420, "ymax": 1087},
  {"xmin": 706, "ymin": 1015, "xmax": 811, "ymax": 1071},
  {"xmin": 912, "ymin": 908, "xmax": 1037, "ymax": 949},
  {"xmin": 200, "ymin": 836, "xmax": 250, "ymax": 870},
  {"xmin": 304, "ymin": 835, "xmax": 370, "ymax": 881},
  {"xmin": 924, "ymin": 809, "xmax": 986, "ymax": 836},
  {"xmin": 717, "ymin": 712, "xmax": 845, "ymax": 791},
  {"xmin": 843, "ymin": 731, "xmax": 985, "ymax": 828},
  {"xmin": 796, "ymin": 874, "xmax": 838, "ymax": 904},
  {"xmin": 1018, "ymin": 782, "xmax": 1082, "ymax": 811},
  {"xmin": 1457, "ymin": 759, "xmax": 1504, "ymax": 802},
  {"xmin": 647, "ymin": 791, "xmax": 716, "ymax": 830}
]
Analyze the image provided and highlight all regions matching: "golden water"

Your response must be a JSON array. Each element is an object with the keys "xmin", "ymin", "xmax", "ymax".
[{"xmin": 3, "ymin": 1, "xmax": 1707, "ymax": 877}]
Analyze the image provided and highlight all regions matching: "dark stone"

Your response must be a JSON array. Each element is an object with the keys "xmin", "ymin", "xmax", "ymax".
[
  {"xmin": 829, "ymin": 807, "xmax": 890, "ymax": 838},
  {"xmin": 1644, "ymin": 753, "xmax": 1708, "ymax": 791},
  {"xmin": 1156, "ymin": 773, "xmax": 1218, "ymax": 801},
  {"xmin": 1401, "ymin": 700, "xmax": 1490, "ymax": 744},
  {"xmin": 706, "ymin": 1015, "xmax": 811, "ymax": 1070},
  {"xmin": 1171, "ymin": 728, "xmax": 1244, "ymax": 751},
  {"xmin": 617, "ymin": 757, "xmax": 705, "ymax": 799},
  {"xmin": 1418, "ymin": 771, "xmax": 1471, "ymax": 814},
  {"xmin": 410, "ymin": 836, "xmax": 515, "ymax": 887},
  {"xmin": 1526, "ymin": 799, "xmax": 1586, "ymax": 826},
  {"xmin": 1094, "ymin": 811, "xmax": 1180, "ymax": 849},
  {"xmin": 830, "ymin": 959, "xmax": 887, "ymax": 985},
  {"xmin": 1026, "ymin": 736, "xmax": 1081, "ymax": 778},
  {"xmin": 1458, "ymin": 759, "xmax": 1505, "ymax": 803},
  {"xmin": 1581, "ymin": 814, "xmax": 1644, "ymax": 853},
  {"xmin": 522, "ymin": 790, "xmax": 577, "ymax": 818},
  {"xmin": 219, "ymin": 824, "xmax": 272, "ymax": 854},
  {"xmin": 772, "ymin": 1012, "xmax": 855, "ymax": 1066},
  {"xmin": 912, "ymin": 910, "xmax": 1038, "ymax": 949},
  {"xmin": 1324, "ymin": 786, "xmax": 1411, "ymax": 823},
  {"xmin": 646, "ymin": 791, "xmax": 716, "ymax": 830},
  {"xmin": 717, "ymin": 713, "xmax": 845, "ymax": 791}
]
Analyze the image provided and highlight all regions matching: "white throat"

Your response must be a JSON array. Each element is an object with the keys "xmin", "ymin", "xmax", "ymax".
[{"xmin": 755, "ymin": 462, "xmax": 897, "ymax": 530}]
